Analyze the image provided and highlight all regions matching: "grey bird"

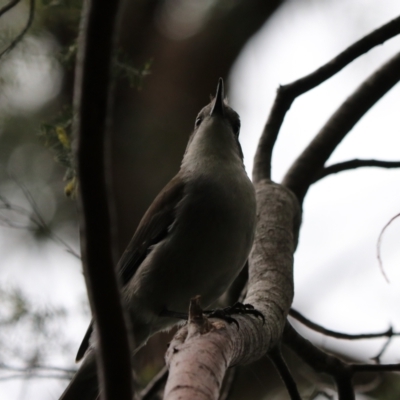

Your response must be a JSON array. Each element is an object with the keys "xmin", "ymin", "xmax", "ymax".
[{"xmin": 59, "ymin": 78, "xmax": 257, "ymax": 400}]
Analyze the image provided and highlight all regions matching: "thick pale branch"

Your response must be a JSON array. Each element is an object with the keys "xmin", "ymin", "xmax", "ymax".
[
  {"xmin": 313, "ymin": 159, "xmax": 400, "ymax": 182},
  {"xmin": 75, "ymin": 0, "xmax": 133, "ymax": 399},
  {"xmin": 164, "ymin": 182, "xmax": 300, "ymax": 400},
  {"xmin": 282, "ymin": 51, "xmax": 400, "ymax": 202},
  {"xmin": 252, "ymin": 15, "xmax": 400, "ymax": 182}
]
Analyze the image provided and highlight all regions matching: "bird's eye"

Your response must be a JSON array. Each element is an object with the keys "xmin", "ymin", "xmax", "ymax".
[{"xmin": 195, "ymin": 117, "xmax": 202, "ymax": 129}]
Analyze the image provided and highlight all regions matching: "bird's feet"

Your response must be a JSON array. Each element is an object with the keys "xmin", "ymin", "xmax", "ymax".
[
  {"xmin": 160, "ymin": 301, "xmax": 265, "ymax": 328},
  {"xmin": 204, "ymin": 302, "xmax": 265, "ymax": 328}
]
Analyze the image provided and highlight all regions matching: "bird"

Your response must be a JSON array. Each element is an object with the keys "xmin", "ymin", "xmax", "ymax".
[{"xmin": 59, "ymin": 78, "xmax": 257, "ymax": 400}]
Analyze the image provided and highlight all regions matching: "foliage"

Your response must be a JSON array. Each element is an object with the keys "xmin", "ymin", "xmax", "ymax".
[
  {"xmin": 39, "ymin": 107, "xmax": 76, "ymax": 198},
  {"xmin": 0, "ymin": 286, "xmax": 70, "ymax": 367}
]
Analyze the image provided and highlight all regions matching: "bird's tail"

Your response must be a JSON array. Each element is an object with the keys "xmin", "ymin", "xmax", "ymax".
[
  {"xmin": 58, "ymin": 322, "xmax": 152, "ymax": 400},
  {"xmin": 59, "ymin": 351, "xmax": 99, "ymax": 400}
]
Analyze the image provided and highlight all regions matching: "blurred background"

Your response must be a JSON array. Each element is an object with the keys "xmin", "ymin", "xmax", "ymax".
[{"xmin": 0, "ymin": 0, "xmax": 399, "ymax": 398}]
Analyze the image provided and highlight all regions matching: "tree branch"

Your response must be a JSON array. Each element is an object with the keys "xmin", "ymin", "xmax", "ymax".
[
  {"xmin": 252, "ymin": 15, "xmax": 400, "ymax": 182},
  {"xmin": 284, "ymin": 322, "xmax": 400, "ymax": 399},
  {"xmin": 352, "ymin": 363, "xmax": 400, "ymax": 373},
  {"xmin": 289, "ymin": 309, "xmax": 398, "ymax": 340},
  {"xmin": 282, "ymin": 51, "xmax": 400, "ymax": 202},
  {"xmin": 284, "ymin": 323, "xmax": 355, "ymax": 400},
  {"xmin": 268, "ymin": 346, "xmax": 301, "ymax": 400},
  {"xmin": 0, "ymin": 0, "xmax": 21, "ymax": 18},
  {"xmin": 0, "ymin": 0, "xmax": 35, "ymax": 60},
  {"xmin": 0, "ymin": 363, "xmax": 76, "ymax": 382},
  {"xmin": 74, "ymin": 0, "xmax": 133, "ymax": 399},
  {"xmin": 312, "ymin": 159, "xmax": 400, "ymax": 182}
]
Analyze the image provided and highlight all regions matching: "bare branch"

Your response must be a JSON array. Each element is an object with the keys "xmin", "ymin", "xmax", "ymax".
[
  {"xmin": 74, "ymin": 0, "xmax": 133, "ymax": 399},
  {"xmin": 284, "ymin": 323, "xmax": 355, "ymax": 400},
  {"xmin": 313, "ymin": 159, "xmax": 400, "ymax": 182},
  {"xmin": 352, "ymin": 363, "xmax": 400, "ymax": 373},
  {"xmin": 0, "ymin": 0, "xmax": 35, "ymax": 60},
  {"xmin": 252, "ymin": 15, "xmax": 400, "ymax": 182},
  {"xmin": 0, "ymin": 363, "xmax": 76, "ymax": 374},
  {"xmin": 0, "ymin": 0, "xmax": 21, "ymax": 18},
  {"xmin": 0, "ymin": 363, "xmax": 76, "ymax": 382},
  {"xmin": 371, "ymin": 336, "xmax": 394, "ymax": 363},
  {"xmin": 284, "ymin": 323, "xmax": 400, "ymax": 399},
  {"xmin": 377, "ymin": 213, "xmax": 400, "ymax": 283},
  {"xmin": 289, "ymin": 309, "xmax": 398, "ymax": 340},
  {"xmin": 268, "ymin": 346, "xmax": 301, "ymax": 400},
  {"xmin": 0, "ymin": 373, "xmax": 71, "ymax": 381},
  {"xmin": 282, "ymin": 51, "xmax": 400, "ymax": 202}
]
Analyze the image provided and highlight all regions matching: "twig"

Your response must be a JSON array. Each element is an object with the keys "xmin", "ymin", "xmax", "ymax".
[
  {"xmin": 74, "ymin": 0, "xmax": 133, "ymax": 398},
  {"xmin": 0, "ymin": 363, "xmax": 76, "ymax": 374},
  {"xmin": 377, "ymin": 213, "xmax": 400, "ymax": 283},
  {"xmin": 372, "ymin": 336, "xmax": 393, "ymax": 363},
  {"xmin": 282, "ymin": 51, "xmax": 400, "ymax": 202},
  {"xmin": 0, "ymin": 373, "xmax": 71, "ymax": 381},
  {"xmin": 0, "ymin": 0, "xmax": 21, "ymax": 18},
  {"xmin": 313, "ymin": 159, "xmax": 400, "ymax": 182},
  {"xmin": 0, "ymin": 363, "xmax": 76, "ymax": 382},
  {"xmin": 0, "ymin": 182, "xmax": 80, "ymax": 259},
  {"xmin": 252, "ymin": 15, "xmax": 400, "ymax": 182},
  {"xmin": 268, "ymin": 346, "xmax": 302, "ymax": 400},
  {"xmin": 0, "ymin": 0, "xmax": 35, "ymax": 60},
  {"xmin": 139, "ymin": 366, "xmax": 168, "ymax": 400},
  {"xmin": 289, "ymin": 309, "xmax": 398, "ymax": 340}
]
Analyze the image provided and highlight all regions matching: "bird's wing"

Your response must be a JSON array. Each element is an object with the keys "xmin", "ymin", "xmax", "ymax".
[
  {"xmin": 75, "ymin": 174, "xmax": 185, "ymax": 361},
  {"xmin": 117, "ymin": 173, "xmax": 186, "ymax": 285}
]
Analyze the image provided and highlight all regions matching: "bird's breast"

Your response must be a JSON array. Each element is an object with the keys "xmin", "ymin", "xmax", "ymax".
[{"xmin": 128, "ymin": 164, "xmax": 256, "ymax": 320}]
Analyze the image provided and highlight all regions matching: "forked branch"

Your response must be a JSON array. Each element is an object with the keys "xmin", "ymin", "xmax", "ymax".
[
  {"xmin": 283, "ymin": 51, "xmax": 400, "ymax": 202},
  {"xmin": 253, "ymin": 15, "xmax": 400, "ymax": 182},
  {"xmin": 284, "ymin": 323, "xmax": 400, "ymax": 400}
]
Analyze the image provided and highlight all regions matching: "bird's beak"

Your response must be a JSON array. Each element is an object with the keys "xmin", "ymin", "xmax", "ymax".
[{"xmin": 210, "ymin": 78, "xmax": 225, "ymax": 116}]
